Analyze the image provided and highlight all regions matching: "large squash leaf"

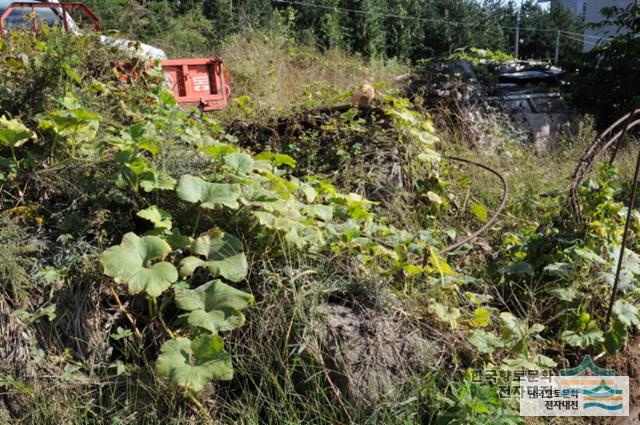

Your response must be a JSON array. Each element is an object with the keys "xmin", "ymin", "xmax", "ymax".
[
  {"xmin": 137, "ymin": 205, "xmax": 172, "ymax": 229},
  {"xmin": 468, "ymin": 330, "xmax": 505, "ymax": 354},
  {"xmin": 176, "ymin": 175, "xmax": 240, "ymax": 210},
  {"xmin": 613, "ymin": 299, "xmax": 640, "ymax": 327},
  {"xmin": 500, "ymin": 312, "xmax": 544, "ymax": 352},
  {"xmin": 100, "ymin": 232, "xmax": 178, "ymax": 298},
  {"xmin": 428, "ymin": 302, "xmax": 461, "ymax": 329},
  {"xmin": 179, "ymin": 231, "xmax": 248, "ymax": 282},
  {"xmin": 224, "ymin": 153, "xmax": 254, "ymax": 173},
  {"xmin": 254, "ymin": 152, "xmax": 297, "ymax": 169},
  {"xmin": 561, "ymin": 328, "xmax": 604, "ymax": 348},
  {"xmin": 139, "ymin": 171, "xmax": 177, "ymax": 192},
  {"xmin": 175, "ymin": 280, "xmax": 254, "ymax": 334},
  {"xmin": 43, "ymin": 106, "xmax": 101, "ymax": 144},
  {"xmin": 156, "ymin": 335, "xmax": 233, "ymax": 391},
  {"xmin": 601, "ymin": 245, "xmax": 640, "ymax": 292},
  {"xmin": 0, "ymin": 116, "xmax": 35, "ymax": 148}
]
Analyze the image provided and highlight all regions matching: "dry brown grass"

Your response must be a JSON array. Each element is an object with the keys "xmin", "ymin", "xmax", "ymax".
[{"xmin": 219, "ymin": 32, "xmax": 407, "ymax": 119}]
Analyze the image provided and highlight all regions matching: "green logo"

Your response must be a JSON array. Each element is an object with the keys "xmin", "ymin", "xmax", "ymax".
[{"xmin": 560, "ymin": 355, "xmax": 615, "ymax": 376}]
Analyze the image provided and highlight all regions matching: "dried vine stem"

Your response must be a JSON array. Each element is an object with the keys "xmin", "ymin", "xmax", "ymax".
[
  {"xmin": 108, "ymin": 284, "xmax": 142, "ymax": 338},
  {"xmin": 438, "ymin": 155, "xmax": 508, "ymax": 255}
]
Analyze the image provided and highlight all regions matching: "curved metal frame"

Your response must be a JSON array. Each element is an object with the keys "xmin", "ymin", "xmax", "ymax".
[
  {"xmin": 569, "ymin": 108, "xmax": 640, "ymax": 226},
  {"xmin": 439, "ymin": 156, "xmax": 509, "ymax": 254},
  {"xmin": 0, "ymin": 2, "xmax": 101, "ymax": 33},
  {"xmin": 566, "ymin": 109, "xmax": 640, "ymax": 328}
]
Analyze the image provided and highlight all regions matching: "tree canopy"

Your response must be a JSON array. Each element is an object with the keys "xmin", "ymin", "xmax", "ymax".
[{"xmin": 83, "ymin": 0, "xmax": 583, "ymax": 62}]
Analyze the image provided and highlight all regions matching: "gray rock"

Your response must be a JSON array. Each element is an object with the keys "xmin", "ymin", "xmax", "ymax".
[{"xmin": 313, "ymin": 304, "xmax": 436, "ymax": 405}]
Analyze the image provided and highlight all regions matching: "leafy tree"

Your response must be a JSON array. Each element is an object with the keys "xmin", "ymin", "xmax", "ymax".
[
  {"xmin": 346, "ymin": 0, "xmax": 387, "ymax": 58},
  {"xmin": 512, "ymin": 0, "xmax": 582, "ymax": 61},
  {"xmin": 83, "ymin": 0, "xmax": 584, "ymax": 62},
  {"xmin": 574, "ymin": 2, "xmax": 640, "ymax": 123},
  {"xmin": 202, "ymin": 0, "xmax": 236, "ymax": 45},
  {"xmin": 406, "ymin": 0, "xmax": 477, "ymax": 58},
  {"xmin": 473, "ymin": 0, "xmax": 511, "ymax": 54},
  {"xmin": 317, "ymin": 0, "xmax": 346, "ymax": 50}
]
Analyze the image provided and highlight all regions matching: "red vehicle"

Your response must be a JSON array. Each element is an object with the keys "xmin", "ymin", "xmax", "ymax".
[{"xmin": 0, "ymin": 1, "xmax": 231, "ymax": 111}]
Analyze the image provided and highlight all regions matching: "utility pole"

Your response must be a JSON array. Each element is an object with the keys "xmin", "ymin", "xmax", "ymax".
[
  {"xmin": 634, "ymin": 0, "xmax": 638, "ymax": 36},
  {"xmin": 515, "ymin": 6, "xmax": 521, "ymax": 59},
  {"xmin": 555, "ymin": 29, "xmax": 560, "ymax": 64}
]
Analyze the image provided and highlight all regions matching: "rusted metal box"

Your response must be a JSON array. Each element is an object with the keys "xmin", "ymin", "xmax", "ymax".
[{"xmin": 160, "ymin": 58, "xmax": 231, "ymax": 112}]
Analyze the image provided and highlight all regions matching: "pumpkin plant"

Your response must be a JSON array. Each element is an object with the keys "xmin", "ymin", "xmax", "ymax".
[
  {"xmin": 155, "ymin": 335, "xmax": 233, "ymax": 391},
  {"xmin": 175, "ymin": 280, "xmax": 254, "ymax": 334},
  {"xmin": 0, "ymin": 115, "xmax": 37, "ymax": 179},
  {"xmin": 100, "ymin": 225, "xmax": 254, "ymax": 393},
  {"xmin": 100, "ymin": 232, "xmax": 178, "ymax": 299},
  {"xmin": 97, "ymin": 90, "xmax": 458, "ymax": 398}
]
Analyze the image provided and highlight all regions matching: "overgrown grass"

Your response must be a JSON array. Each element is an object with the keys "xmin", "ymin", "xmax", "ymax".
[
  {"xmin": 219, "ymin": 32, "xmax": 408, "ymax": 120},
  {"xmin": 2, "ymin": 24, "xmax": 639, "ymax": 425},
  {"xmin": 0, "ymin": 29, "xmax": 428, "ymax": 425}
]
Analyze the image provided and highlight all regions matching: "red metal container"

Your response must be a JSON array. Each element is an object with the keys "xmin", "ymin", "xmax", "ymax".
[
  {"xmin": 1, "ymin": 2, "xmax": 231, "ymax": 111},
  {"xmin": 160, "ymin": 58, "xmax": 231, "ymax": 112}
]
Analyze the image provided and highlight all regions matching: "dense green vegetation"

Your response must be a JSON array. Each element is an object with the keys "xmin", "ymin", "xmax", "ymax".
[
  {"xmin": 0, "ymin": 1, "xmax": 639, "ymax": 424},
  {"xmin": 82, "ymin": 0, "xmax": 583, "ymax": 62},
  {"xmin": 573, "ymin": 3, "xmax": 640, "ymax": 121}
]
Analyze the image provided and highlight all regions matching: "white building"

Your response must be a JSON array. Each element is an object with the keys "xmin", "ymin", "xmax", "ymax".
[
  {"xmin": 539, "ymin": 0, "xmax": 634, "ymax": 51},
  {"xmin": 583, "ymin": 0, "xmax": 634, "ymax": 51}
]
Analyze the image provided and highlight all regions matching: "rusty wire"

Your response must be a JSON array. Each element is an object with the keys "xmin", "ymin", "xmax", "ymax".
[
  {"xmin": 440, "ymin": 156, "xmax": 509, "ymax": 254},
  {"xmin": 569, "ymin": 108, "xmax": 640, "ymax": 226},
  {"xmin": 566, "ymin": 108, "xmax": 640, "ymax": 328}
]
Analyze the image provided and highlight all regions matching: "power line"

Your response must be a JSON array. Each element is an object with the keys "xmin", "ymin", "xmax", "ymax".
[
  {"xmin": 273, "ymin": 0, "xmax": 561, "ymax": 33},
  {"xmin": 563, "ymin": 34, "xmax": 594, "ymax": 45},
  {"xmin": 563, "ymin": 34, "xmax": 607, "ymax": 47},
  {"xmin": 562, "ymin": 30, "xmax": 610, "ymax": 40},
  {"xmin": 273, "ymin": 0, "xmax": 619, "ymax": 47},
  {"xmin": 560, "ymin": 31, "xmax": 611, "ymax": 48}
]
